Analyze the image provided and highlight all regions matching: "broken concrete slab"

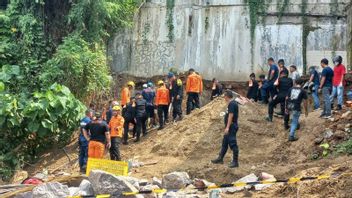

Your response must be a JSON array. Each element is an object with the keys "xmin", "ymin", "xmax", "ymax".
[
  {"xmin": 162, "ymin": 172, "xmax": 192, "ymax": 190},
  {"xmin": 152, "ymin": 177, "xmax": 162, "ymax": 188},
  {"xmin": 79, "ymin": 179, "xmax": 94, "ymax": 196},
  {"xmin": 32, "ymin": 182, "xmax": 70, "ymax": 198},
  {"xmin": 88, "ymin": 170, "xmax": 142, "ymax": 198}
]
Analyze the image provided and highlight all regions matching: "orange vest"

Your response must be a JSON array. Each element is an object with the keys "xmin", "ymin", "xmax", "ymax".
[
  {"xmin": 186, "ymin": 73, "xmax": 203, "ymax": 94},
  {"xmin": 156, "ymin": 86, "xmax": 170, "ymax": 106},
  {"xmin": 121, "ymin": 87, "xmax": 130, "ymax": 107},
  {"xmin": 108, "ymin": 115, "xmax": 124, "ymax": 137}
]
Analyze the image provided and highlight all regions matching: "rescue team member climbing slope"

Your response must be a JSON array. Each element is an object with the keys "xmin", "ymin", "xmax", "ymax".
[
  {"xmin": 186, "ymin": 68, "xmax": 203, "ymax": 114},
  {"xmin": 155, "ymin": 80, "xmax": 170, "ymax": 130}
]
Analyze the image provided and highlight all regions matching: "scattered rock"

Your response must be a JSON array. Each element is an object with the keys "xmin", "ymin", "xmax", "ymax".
[
  {"xmin": 314, "ymin": 137, "xmax": 324, "ymax": 145},
  {"xmin": 324, "ymin": 130, "xmax": 334, "ymax": 139},
  {"xmin": 79, "ymin": 179, "xmax": 94, "ymax": 196},
  {"xmin": 251, "ymin": 165, "xmax": 256, "ymax": 170},
  {"xmin": 139, "ymin": 179, "xmax": 150, "ymax": 186},
  {"xmin": 193, "ymin": 179, "xmax": 215, "ymax": 190},
  {"xmin": 152, "ymin": 177, "xmax": 162, "ymax": 188},
  {"xmin": 328, "ymin": 118, "xmax": 335, "ymax": 122},
  {"xmin": 162, "ymin": 172, "xmax": 192, "ymax": 189},
  {"xmin": 32, "ymin": 182, "xmax": 70, "ymax": 198},
  {"xmin": 14, "ymin": 192, "xmax": 33, "ymax": 198},
  {"xmin": 139, "ymin": 184, "xmax": 160, "ymax": 191},
  {"xmin": 11, "ymin": 171, "xmax": 28, "ymax": 184},
  {"xmin": 341, "ymin": 111, "xmax": 351, "ymax": 119},
  {"xmin": 333, "ymin": 130, "xmax": 347, "ymax": 140},
  {"xmin": 209, "ymin": 189, "xmax": 221, "ymax": 198},
  {"xmin": 124, "ymin": 176, "xmax": 141, "ymax": 189},
  {"xmin": 69, "ymin": 187, "xmax": 79, "ymax": 196},
  {"xmin": 88, "ymin": 170, "xmax": 141, "ymax": 197}
]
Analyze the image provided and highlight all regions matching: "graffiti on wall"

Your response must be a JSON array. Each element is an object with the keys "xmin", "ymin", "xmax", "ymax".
[{"xmin": 131, "ymin": 41, "xmax": 175, "ymax": 76}]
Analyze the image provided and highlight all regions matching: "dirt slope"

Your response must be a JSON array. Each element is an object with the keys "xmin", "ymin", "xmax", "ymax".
[
  {"xmin": 20, "ymin": 95, "xmax": 352, "ymax": 197},
  {"xmin": 124, "ymin": 97, "xmax": 350, "ymax": 184}
]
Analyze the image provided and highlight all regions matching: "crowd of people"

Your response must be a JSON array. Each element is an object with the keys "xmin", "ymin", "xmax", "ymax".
[
  {"xmin": 78, "ymin": 69, "xmax": 203, "ymax": 173},
  {"xmin": 77, "ymin": 55, "xmax": 348, "ymax": 172},
  {"xmin": 246, "ymin": 56, "xmax": 347, "ymax": 142}
]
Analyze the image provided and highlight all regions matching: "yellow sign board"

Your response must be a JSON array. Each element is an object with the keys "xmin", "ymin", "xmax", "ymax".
[{"xmin": 86, "ymin": 158, "xmax": 128, "ymax": 176}]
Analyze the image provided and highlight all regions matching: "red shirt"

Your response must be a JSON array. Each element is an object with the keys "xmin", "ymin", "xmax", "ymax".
[{"xmin": 332, "ymin": 64, "xmax": 346, "ymax": 86}]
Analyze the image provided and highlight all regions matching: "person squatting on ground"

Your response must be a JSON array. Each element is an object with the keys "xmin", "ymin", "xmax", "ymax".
[
  {"xmin": 260, "ymin": 57, "xmax": 279, "ymax": 104},
  {"xmin": 267, "ymin": 70, "xmax": 293, "ymax": 124},
  {"xmin": 122, "ymin": 97, "xmax": 136, "ymax": 145},
  {"xmin": 319, "ymin": 58, "xmax": 334, "ymax": 119},
  {"xmin": 308, "ymin": 66, "xmax": 320, "ymax": 110},
  {"xmin": 247, "ymin": 73, "xmax": 259, "ymax": 102},
  {"xmin": 156, "ymin": 80, "xmax": 170, "ymax": 130},
  {"xmin": 168, "ymin": 72, "xmax": 183, "ymax": 121},
  {"xmin": 83, "ymin": 112, "xmax": 111, "ymax": 159},
  {"xmin": 135, "ymin": 92, "xmax": 147, "ymax": 142},
  {"xmin": 79, "ymin": 109, "xmax": 93, "ymax": 173},
  {"xmin": 330, "ymin": 55, "xmax": 346, "ymax": 111},
  {"xmin": 142, "ymin": 82, "xmax": 156, "ymax": 127},
  {"xmin": 285, "ymin": 78, "xmax": 308, "ymax": 141},
  {"xmin": 186, "ymin": 68, "xmax": 203, "ymax": 114},
  {"xmin": 211, "ymin": 78, "xmax": 223, "ymax": 100},
  {"xmin": 108, "ymin": 106, "xmax": 124, "ymax": 161},
  {"xmin": 211, "ymin": 90, "xmax": 240, "ymax": 168}
]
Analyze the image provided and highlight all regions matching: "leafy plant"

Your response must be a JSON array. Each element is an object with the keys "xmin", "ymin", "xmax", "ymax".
[
  {"xmin": 336, "ymin": 139, "xmax": 352, "ymax": 155},
  {"xmin": 166, "ymin": 0, "xmax": 175, "ymax": 42},
  {"xmin": 40, "ymin": 34, "xmax": 112, "ymax": 102}
]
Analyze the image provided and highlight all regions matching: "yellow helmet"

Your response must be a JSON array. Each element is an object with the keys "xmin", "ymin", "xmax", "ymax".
[
  {"xmin": 127, "ymin": 81, "xmax": 135, "ymax": 87},
  {"xmin": 157, "ymin": 80, "xmax": 164, "ymax": 86},
  {"xmin": 112, "ymin": 106, "xmax": 121, "ymax": 111}
]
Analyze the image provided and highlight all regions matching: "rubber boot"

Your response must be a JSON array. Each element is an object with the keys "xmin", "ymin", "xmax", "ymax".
[
  {"xmin": 211, "ymin": 157, "xmax": 224, "ymax": 164},
  {"xmin": 265, "ymin": 115, "xmax": 273, "ymax": 122},
  {"xmin": 337, "ymin": 104, "xmax": 342, "ymax": 110},
  {"xmin": 228, "ymin": 152, "xmax": 239, "ymax": 168}
]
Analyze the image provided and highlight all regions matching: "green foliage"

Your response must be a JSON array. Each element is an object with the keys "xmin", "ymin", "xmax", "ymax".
[
  {"xmin": 245, "ymin": 0, "xmax": 269, "ymax": 72},
  {"xmin": 0, "ymin": 0, "xmax": 141, "ymax": 180},
  {"xmin": 41, "ymin": 34, "xmax": 112, "ymax": 102},
  {"xmin": 337, "ymin": 139, "xmax": 352, "ymax": 155},
  {"xmin": 68, "ymin": 0, "xmax": 139, "ymax": 44},
  {"xmin": 166, "ymin": 0, "xmax": 175, "ymax": 42},
  {"xmin": 277, "ymin": 0, "xmax": 290, "ymax": 22},
  {"xmin": 0, "ymin": 83, "xmax": 85, "ymax": 180}
]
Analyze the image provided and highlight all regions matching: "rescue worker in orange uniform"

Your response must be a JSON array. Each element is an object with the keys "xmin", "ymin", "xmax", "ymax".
[
  {"xmin": 108, "ymin": 106, "xmax": 124, "ymax": 161},
  {"xmin": 186, "ymin": 68, "xmax": 203, "ymax": 114},
  {"xmin": 155, "ymin": 80, "xmax": 170, "ymax": 130},
  {"xmin": 121, "ymin": 81, "xmax": 135, "ymax": 108},
  {"xmin": 83, "ymin": 112, "xmax": 110, "ymax": 159}
]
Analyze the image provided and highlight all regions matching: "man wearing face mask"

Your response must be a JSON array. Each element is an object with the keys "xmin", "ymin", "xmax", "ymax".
[{"xmin": 330, "ymin": 56, "xmax": 346, "ymax": 110}]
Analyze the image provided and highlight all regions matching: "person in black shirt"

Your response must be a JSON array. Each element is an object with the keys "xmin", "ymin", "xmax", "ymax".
[
  {"xmin": 247, "ymin": 73, "xmax": 259, "ymax": 101},
  {"xmin": 266, "ymin": 70, "xmax": 293, "ymax": 123},
  {"xmin": 258, "ymin": 74, "xmax": 267, "ymax": 102},
  {"xmin": 122, "ymin": 97, "xmax": 136, "ymax": 145},
  {"xmin": 83, "ymin": 112, "xmax": 110, "ymax": 159},
  {"xmin": 168, "ymin": 72, "xmax": 184, "ymax": 121},
  {"xmin": 211, "ymin": 78, "xmax": 223, "ymax": 100},
  {"xmin": 211, "ymin": 90, "xmax": 239, "ymax": 168},
  {"xmin": 135, "ymin": 92, "xmax": 147, "ymax": 142},
  {"xmin": 285, "ymin": 78, "xmax": 308, "ymax": 141}
]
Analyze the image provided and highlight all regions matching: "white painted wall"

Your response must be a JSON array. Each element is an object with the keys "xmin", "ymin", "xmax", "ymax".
[{"xmin": 107, "ymin": 0, "xmax": 349, "ymax": 81}]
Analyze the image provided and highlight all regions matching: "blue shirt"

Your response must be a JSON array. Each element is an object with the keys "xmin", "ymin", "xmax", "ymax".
[
  {"xmin": 79, "ymin": 117, "xmax": 91, "ymax": 145},
  {"xmin": 321, "ymin": 66, "xmax": 334, "ymax": 88},
  {"xmin": 309, "ymin": 69, "xmax": 320, "ymax": 86},
  {"xmin": 268, "ymin": 64, "xmax": 279, "ymax": 83},
  {"xmin": 142, "ymin": 87, "xmax": 155, "ymax": 106}
]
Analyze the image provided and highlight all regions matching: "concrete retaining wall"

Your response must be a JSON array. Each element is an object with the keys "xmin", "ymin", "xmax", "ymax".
[{"xmin": 108, "ymin": 0, "xmax": 350, "ymax": 81}]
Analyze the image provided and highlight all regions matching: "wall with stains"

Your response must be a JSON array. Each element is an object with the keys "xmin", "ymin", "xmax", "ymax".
[{"xmin": 108, "ymin": 0, "xmax": 350, "ymax": 81}]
